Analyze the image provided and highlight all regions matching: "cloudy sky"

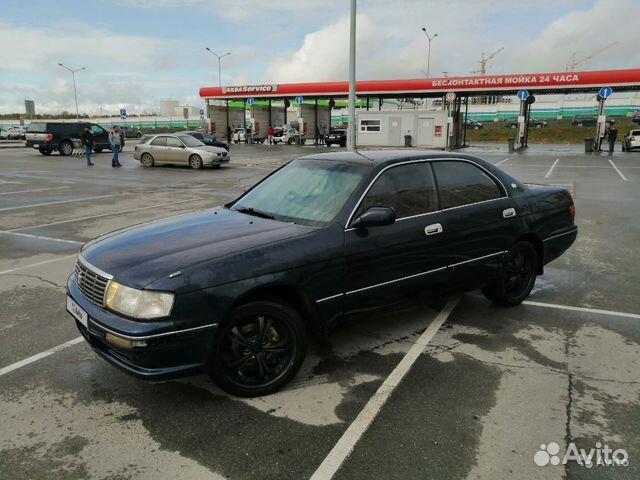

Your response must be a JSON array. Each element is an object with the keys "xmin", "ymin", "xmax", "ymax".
[{"xmin": 1, "ymin": 0, "xmax": 638, "ymax": 115}]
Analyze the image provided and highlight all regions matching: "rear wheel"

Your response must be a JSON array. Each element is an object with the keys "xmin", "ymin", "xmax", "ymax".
[
  {"xmin": 209, "ymin": 301, "xmax": 307, "ymax": 397},
  {"xmin": 482, "ymin": 241, "xmax": 538, "ymax": 306},
  {"xmin": 140, "ymin": 153, "xmax": 154, "ymax": 167},
  {"xmin": 136, "ymin": 132, "xmax": 142, "ymax": 138},
  {"xmin": 189, "ymin": 154, "xmax": 203, "ymax": 169},
  {"xmin": 38, "ymin": 147, "xmax": 52, "ymax": 156},
  {"xmin": 59, "ymin": 140, "xmax": 73, "ymax": 156}
]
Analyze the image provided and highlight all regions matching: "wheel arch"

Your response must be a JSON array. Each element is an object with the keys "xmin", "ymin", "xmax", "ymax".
[
  {"xmin": 515, "ymin": 233, "xmax": 544, "ymax": 275},
  {"xmin": 226, "ymin": 283, "xmax": 322, "ymax": 336}
]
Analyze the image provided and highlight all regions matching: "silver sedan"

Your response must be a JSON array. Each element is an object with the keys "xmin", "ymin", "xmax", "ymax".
[{"xmin": 133, "ymin": 134, "xmax": 230, "ymax": 169}]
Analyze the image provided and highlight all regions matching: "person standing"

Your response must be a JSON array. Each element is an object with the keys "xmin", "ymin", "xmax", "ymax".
[
  {"xmin": 267, "ymin": 125, "xmax": 274, "ymax": 145},
  {"xmin": 607, "ymin": 120, "xmax": 618, "ymax": 153},
  {"xmin": 109, "ymin": 126, "xmax": 123, "ymax": 168},
  {"xmin": 81, "ymin": 126, "xmax": 95, "ymax": 167}
]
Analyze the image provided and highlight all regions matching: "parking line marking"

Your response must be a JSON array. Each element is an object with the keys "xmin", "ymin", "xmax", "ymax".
[
  {"xmin": 0, "ymin": 193, "xmax": 127, "ymax": 212},
  {"xmin": 0, "ymin": 337, "xmax": 83, "ymax": 377},
  {"xmin": 310, "ymin": 298, "xmax": 460, "ymax": 480},
  {"xmin": 0, "ymin": 254, "xmax": 77, "ymax": 275},
  {"xmin": 544, "ymin": 158, "xmax": 559, "ymax": 179},
  {"xmin": 0, "ymin": 186, "xmax": 70, "ymax": 196},
  {"xmin": 9, "ymin": 197, "xmax": 204, "ymax": 231},
  {"xmin": 608, "ymin": 160, "xmax": 628, "ymax": 181},
  {"xmin": 495, "ymin": 158, "xmax": 509, "ymax": 166},
  {"xmin": 0, "ymin": 230, "xmax": 83, "ymax": 245},
  {"xmin": 523, "ymin": 300, "xmax": 640, "ymax": 320}
]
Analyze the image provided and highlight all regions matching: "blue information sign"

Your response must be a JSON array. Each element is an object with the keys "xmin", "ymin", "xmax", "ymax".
[
  {"xmin": 516, "ymin": 90, "xmax": 529, "ymax": 102},
  {"xmin": 119, "ymin": 108, "xmax": 127, "ymax": 119},
  {"xmin": 295, "ymin": 96, "xmax": 304, "ymax": 104},
  {"xmin": 247, "ymin": 98, "xmax": 255, "ymax": 106},
  {"xmin": 599, "ymin": 87, "xmax": 613, "ymax": 99}
]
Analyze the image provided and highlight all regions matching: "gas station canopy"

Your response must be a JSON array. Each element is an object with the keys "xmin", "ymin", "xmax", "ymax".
[{"xmin": 200, "ymin": 68, "xmax": 640, "ymax": 100}]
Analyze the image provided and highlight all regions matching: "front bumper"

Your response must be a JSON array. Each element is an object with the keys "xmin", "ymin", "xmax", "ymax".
[
  {"xmin": 204, "ymin": 154, "xmax": 231, "ymax": 165},
  {"xmin": 67, "ymin": 274, "xmax": 217, "ymax": 380}
]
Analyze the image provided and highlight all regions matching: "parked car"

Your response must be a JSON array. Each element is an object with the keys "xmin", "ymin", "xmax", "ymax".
[
  {"xmin": 571, "ymin": 115, "xmax": 597, "ymax": 127},
  {"xmin": 133, "ymin": 133, "xmax": 229, "ymax": 169},
  {"xmin": 26, "ymin": 122, "xmax": 110, "ymax": 156},
  {"xmin": 631, "ymin": 113, "xmax": 640, "ymax": 125},
  {"xmin": 6, "ymin": 126, "xmax": 28, "ymax": 140},
  {"xmin": 504, "ymin": 117, "xmax": 547, "ymax": 129},
  {"xmin": 232, "ymin": 128, "xmax": 250, "ymax": 143},
  {"xmin": 622, "ymin": 129, "xmax": 640, "ymax": 152},
  {"xmin": 326, "ymin": 128, "xmax": 347, "ymax": 147},
  {"xmin": 121, "ymin": 127, "xmax": 143, "ymax": 139},
  {"xmin": 179, "ymin": 130, "xmax": 229, "ymax": 151},
  {"xmin": 272, "ymin": 127, "xmax": 303, "ymax": 145},
  {"xmin": 66, "ymin": 151, "xmax": 577, "ymax": 397},
  {"xmin": 0, "ymin": 128, "xmax": 8, "ymax": 140},
  {"xmin": 465, "ymin": 119, "xmax": 484, "ymax": 130}
]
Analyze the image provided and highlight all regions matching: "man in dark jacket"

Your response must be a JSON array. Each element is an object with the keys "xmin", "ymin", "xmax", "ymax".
[
  {"xmin": 607, "ymin": 120, "xmax": 618, "ymax": 153},
  {"xmin": 81, "ymin": 126, "xmax": 95, "ymax": 166}
]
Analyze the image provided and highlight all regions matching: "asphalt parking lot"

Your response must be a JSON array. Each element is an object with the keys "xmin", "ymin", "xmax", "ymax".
[{"xmin": 1, "ymin": 142, "xmax": 639, "ymax": 480}]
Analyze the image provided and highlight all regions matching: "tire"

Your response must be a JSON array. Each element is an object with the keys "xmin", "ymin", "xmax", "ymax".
[
  {"xmin": 136, "ymin": 132, "xmax": 142, "ymax": 138},
  {"xmin": 59, "ymin": 140, "xmax": 73, "ymax": 156},
  {"xmin": 189, "ymin": 154, "xmax": 203, "ymax": 170},
  {"xmin": 474, "ymin": 126, "xmax": 480, "ymax": 130},
  {"xmin": 38, "ymin": 147, "xmax": 52, "ymax": 156},
  {"xmin": 482, "ymin": 241, "xmax": 538, "ymax": 306},
  {"xmin": 340, "ymin": 139, "xmax": 346, "ymax": 147},
  {"xmin": 209, "ymin": 301, "xmax": 307, "ymax": 397},
  {"xmin": 140, "ymin": 152, "xmax": 154, "ymax": 167}
]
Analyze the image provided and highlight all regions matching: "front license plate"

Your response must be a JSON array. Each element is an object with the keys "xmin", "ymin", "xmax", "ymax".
[{"xmin": 67, "ymin": 296, "xmax": 88, "ymax": 328}]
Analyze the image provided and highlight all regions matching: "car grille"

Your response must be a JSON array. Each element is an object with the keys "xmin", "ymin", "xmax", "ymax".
[{"xmin": 75, "ymin": 260, "xmax": 109, "ymax": 307}]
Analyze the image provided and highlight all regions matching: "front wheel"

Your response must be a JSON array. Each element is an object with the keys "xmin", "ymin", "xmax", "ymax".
[
  {"xmin": 209, "ymin": 301, "xmax": 307, "ymax": 397},
  {"xmin": 482, "ymin": 241, "xmax": 538, "ymax": 306},
  {"xmin": 140, "ymin": 152, "xmax": 154, "ymax": 167},
  {"xmin": 189, "ymin": 154, "xmax": 203, "ymax": 169}
]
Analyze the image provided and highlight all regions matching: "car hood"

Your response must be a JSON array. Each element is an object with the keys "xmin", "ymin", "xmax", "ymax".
[
  {"xmin": 191, "ymin": 145, "xmax": 227, "ymax": 154},
  {"xmin": 80, "ymin": 208, "xmax": 313, "ymax": 289}
]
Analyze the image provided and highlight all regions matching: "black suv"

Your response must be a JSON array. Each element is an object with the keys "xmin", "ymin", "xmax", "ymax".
[
  {"xmin": 26, "ymin": 122, "xmax": 110, "ymax": 156},
  {"xmin": 178, "ymin": 131, "xmax": 229, "ymax": 151},
  {"xmin": 326, "ymin": 128, "xmax": 347, "ymax": 147}
]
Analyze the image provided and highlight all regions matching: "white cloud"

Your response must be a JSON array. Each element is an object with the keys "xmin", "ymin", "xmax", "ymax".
[{"xmin": 509, "ymin": 0, "xmax": 640, "ymax": 72}]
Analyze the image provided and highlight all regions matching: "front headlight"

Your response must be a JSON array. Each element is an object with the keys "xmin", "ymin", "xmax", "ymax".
[{"xmin": 105, "ymin": 281, "xmax": 174, "ymax": 319}]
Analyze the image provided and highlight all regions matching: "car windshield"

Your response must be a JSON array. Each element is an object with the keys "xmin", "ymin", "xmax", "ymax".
[
  {"xmin": 178, "ymin": 135, "xmax": 204, "ymax": 147},
  {"xmin": 231, "ymin": 159, "xmax": 366, "ymax": 226}
]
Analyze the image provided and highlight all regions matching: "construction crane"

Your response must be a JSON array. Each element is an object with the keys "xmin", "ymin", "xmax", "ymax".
[
  {"xmin": 566, "ymin": 42, "xmax": 620, "ymax": 71},
  {"xmin": 471, "ymin": 47, "xmax": 504, "ymax": 75}
]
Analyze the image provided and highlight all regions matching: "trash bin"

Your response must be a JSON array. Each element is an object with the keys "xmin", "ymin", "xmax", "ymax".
[
  {"xmin": 507, "ymin": 137, "xmax": 516, "ymax": 152},
  {"xmin": 584, "ymin": 138, "xmax": 595, "ymax": 153},
  {"xmin": 404, "ymin": 135, "xmax": 412, "ymax": 147}
]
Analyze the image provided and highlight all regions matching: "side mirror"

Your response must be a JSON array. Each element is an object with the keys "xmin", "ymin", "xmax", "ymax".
[{"xmin": 351, "ymin": 206, "xmax": 396, "ymax": 229}]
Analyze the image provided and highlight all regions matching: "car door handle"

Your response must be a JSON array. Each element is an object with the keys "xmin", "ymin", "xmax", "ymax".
[
  {"xmin": 503, "ymin": 208, "xmax": 516, "ymax": 218},
  {"xmin": 425, "ymin": 223, "xmax": 443, "ymax": 236}
]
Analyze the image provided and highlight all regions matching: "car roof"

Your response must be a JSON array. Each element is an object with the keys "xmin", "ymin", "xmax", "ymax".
[{"xmin": 297, "ymin": 150, "xmax": 494, "ymax": 166}]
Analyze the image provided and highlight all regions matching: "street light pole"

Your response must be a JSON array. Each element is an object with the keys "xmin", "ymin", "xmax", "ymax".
[
  {"xmin": 421, "ymin": 28, "xmax": 438, "ymax": 78},
  {"xmin": 58, "ymin": 63, "xmax": 85, "ymax": 119},
  {"xmin": 347, "ymin": 0, "xmax": 357, "ymax": 151},
  {"xmin": 205, "ymin": 48, "xmax": 231, "ymax": 87}
]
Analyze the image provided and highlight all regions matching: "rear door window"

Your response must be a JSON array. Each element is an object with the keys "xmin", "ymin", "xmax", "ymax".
[
  {"xmin": 151, "ymin": 136, "xmax": 167, "ymax": 147},
  {"xmin": 432, "ymin": 161, "xmax": 503, "ymax": 209}
]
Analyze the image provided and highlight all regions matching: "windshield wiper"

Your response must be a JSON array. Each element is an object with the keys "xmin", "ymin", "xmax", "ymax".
[{"xmin": 234, "ymin": 207, "xmax": 276, "ymax": 220}]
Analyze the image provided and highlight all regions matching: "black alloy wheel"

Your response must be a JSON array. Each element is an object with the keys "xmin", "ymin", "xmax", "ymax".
[
  {"xmin": 482, "ymin": 241, "xmax": 538, "ymax": 306},
  {"xmin": 209, "ymin": 301, "xmax": 306, "ymax": 397}
]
